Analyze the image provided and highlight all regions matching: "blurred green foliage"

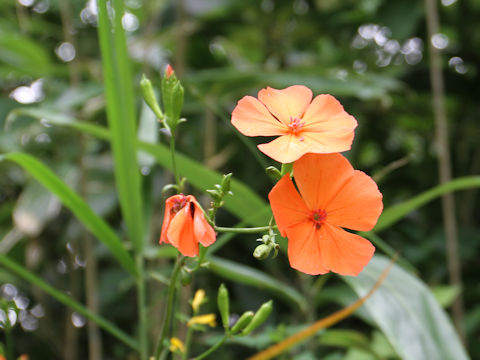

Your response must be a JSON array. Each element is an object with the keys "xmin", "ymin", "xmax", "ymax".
[{"xmin": 0, "ymin": 0, "xmax": 479, "ymax": 359}]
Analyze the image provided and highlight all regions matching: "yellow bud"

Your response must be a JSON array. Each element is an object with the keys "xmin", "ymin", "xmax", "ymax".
[
  {"xmin": 192, "ymin": 289, "xmax": 206, "ymax": 313},
  {"xmin": 187, "ymin": 313, "xmax": 217, "ymax": 327},
  {"xmin": 169, "ymin": 337, "xmax": 185, "ymax": 353}
]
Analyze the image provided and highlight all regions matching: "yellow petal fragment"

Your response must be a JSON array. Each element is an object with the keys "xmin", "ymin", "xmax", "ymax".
[
  {"xmin": 187, "ymin": 313, "xmax": 217, "ymax": 327},
  {"xmin": 169, "ymin": 337, "xmax": 186, "ymax": 353},
  {"xmin": 192, "ymin": 289, "xmax": 206, "ymax": 313}
]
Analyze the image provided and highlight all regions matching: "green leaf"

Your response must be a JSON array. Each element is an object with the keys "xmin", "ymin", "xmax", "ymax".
[
  {"xmin": 373, "ymin": 176, "xmax": 480, "ymax": 232},
  {"xmin": 0, "ymin": 253, "xmax": 138, "ymax": 350},
  {"xmin": 6, "ymin": 108, "xmax": 271, "ymax": 226},
  {"xmin": 207, "ymin": 256, "xmax": 306, "ymax": 311},
  {"xmin": 343, "ymin": 255, "xmax": 469, "ymax": 360},
  {"xmin": 97, "ymin": 0, "xmax": 144, "ymax": 252},
  {"xmin": 0, "ymin": 152, "xmax": 136, "ymax": 276}
]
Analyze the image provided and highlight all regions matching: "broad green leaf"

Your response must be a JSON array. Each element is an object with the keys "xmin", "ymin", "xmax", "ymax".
[
  {"xmin": 0, "ymin": 253, "xmax": 138, "ymax": 350},
  {"xmin": 0, "ymin": 152, "xmax": 136, "ymax": 276},
  {"xmin": 373, "ymin": 177, "xmax": 480, "ymax": 232},
  {"xmin": 207, "ymin": 256, "xmax": 306, "ymax": 311},
  {"xmin": 97, "ymin": 0, "xmax": 144, "ymax": 252},
  {"xmin": 344, "ymin": 255, "xmax": 469, "ymax": 360}
]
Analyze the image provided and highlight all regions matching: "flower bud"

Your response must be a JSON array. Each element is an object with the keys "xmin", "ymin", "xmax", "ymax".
[
  {"xmin": 230, "ymin": 311, "xmax": 254, "ymax": 334},
  {"xmin": 181, "ymin": 267, "xmax": 192, "ymax": 286},
  {"xmin": 265, "ymin": 166, "xmax": 282, "ymax": 181},
  {"xmin": 217, "ymin": 284, "xmax": 230, "ymax": 329},
  {"xmin": 221, "ymin": 173, "xmax": 232, "ymax": 193},
  {"xmin": 253, "ymin": 244, "xmax": 271, "ymax": 260},
  {"xmin": 140, "ymin": 74, "xmax": 164, "ymax": 122},
  {"xmin": 161, "ymin": 65, "xmax": 184, "ymax": 133},
  {"xmin": 241, "ymin": 300, "xmax": 273, "ymax": 335}
]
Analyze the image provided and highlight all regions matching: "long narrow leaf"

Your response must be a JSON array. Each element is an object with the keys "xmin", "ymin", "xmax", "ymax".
[
  {"xmin": 6, "ymin": 108, "xmax": 271, "ymax": 226},
  {"xmin": 373, "ymin": 176, "xmax": 480, "ymax": 232},
  {"xmin": 0, "ymin": 254, "xmax": 138, "ymax": 350},
  {"xmin": 0, "ymin": 152, "xmax": 136, "ymax": 275},
  {"xmin": 97, "ymin": 0, "xmax": 144, "ymax": 252}
]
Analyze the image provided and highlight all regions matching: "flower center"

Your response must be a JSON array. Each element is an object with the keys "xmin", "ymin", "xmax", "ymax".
[
  {"xmin": 287, "ymin": 116, "xmax": 305, "ymax": 138},
  {"xmin": 171, "ymin": 195, "xmax": 187, "ymax": 214},
  {"xmin": 311, "ymin": 209, "xmax": 327, "ymax": 229}
]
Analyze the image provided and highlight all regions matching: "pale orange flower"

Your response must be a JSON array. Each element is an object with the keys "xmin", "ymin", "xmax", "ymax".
[
  {"xmin": 231, "ymin": 85, "xmax": 357, "ymax": 163},
  {"xmin": 160, "ymin": 194, "xmax": 216, "ymax": 257},
  {"xmin": 268, "ymin": 153, "xmax": 383, "ymax": 276}
]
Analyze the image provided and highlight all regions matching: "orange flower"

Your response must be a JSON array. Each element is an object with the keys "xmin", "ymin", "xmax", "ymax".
[
  {"xmin": 231, "ymin": 85, "xmax": 357, "ymax": 163},
  {"xmin": 160, "ymin": 194, "xmax": 216, "ymax": 257},
  {"xmin": 268, "ymin": 153, "xmax": 383, "ymax": 276}
]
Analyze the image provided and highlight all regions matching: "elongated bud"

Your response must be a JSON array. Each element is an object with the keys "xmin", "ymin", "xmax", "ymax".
[
  {"xmin": 230, "ymin": 311, "xmax": 254, "ymax": 334},
  {"xmin": 217, "ymin": 284, "xmax": 230, "ymax": 329},
  {"xmin": 221, "ymin": 173, "xmax": 232, "ymax": 193},
  {"xmin": 140, "ymin": 74, "xmax": 164, "ymax": 121},
  {"xmin": 241, "ymin": 300, "xmax": 273, "ymax": 335},
  {"xmin": 161, "ymin": 65, "xmax": 184, "ymax": 133}
]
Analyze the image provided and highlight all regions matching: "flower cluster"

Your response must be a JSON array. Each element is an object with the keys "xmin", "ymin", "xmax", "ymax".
[
  {"xmin": 159, "ymin": 83, "xmax": 382, "ymax": 277},
  {"xmin": 232, "ymin": 85, "xmax": 383, "ymax": 276}
]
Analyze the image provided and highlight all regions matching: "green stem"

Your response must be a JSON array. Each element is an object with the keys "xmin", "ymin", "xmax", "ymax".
[
  {"xmin": 136, "ymin": 254, "xmax": 148, "ymax": 360},
  {"xmin": 5, "ymin": 325, "xmax": 14, "ymax": 360},
  {"xmin": 154, "ymin": 255, "xmax": 185, "ymax": 359},
  {"xmin": 280, "ymin": 163, "xmax": 293, "ymax": 176},
  {"xmin": 194, "ymin": 335, "xmax": 228, "ymax": 360},
  {"xmin": 214, "ymin": 225, "xmax": 277, "ymax": 234},
  {"xmin": 182, "ymin": 315, "xmax": 196, "ymax": 360},
  {"xmin": 170, "ymin": 133, "xmax": 180, "ymax": 187}
]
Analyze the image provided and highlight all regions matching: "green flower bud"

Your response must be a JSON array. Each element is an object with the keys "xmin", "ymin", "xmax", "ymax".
[
  {"xmin": 241, "ymin": 300, "xmax": 273, "ymax": 335},
  {"xmin": 253, "ymin": 244, "xmax": 271, "ymax": 260},
  {"xmin": 265, "ymin": 166, "xmax": 282, "ymax": 181},
  {"xmin": 181, "ymin": 268, "xmax": 192, "ymax": 286},
  {"xmin": 221, "ymin": 173, "xmax": 232, "ymax": 193},
  {"xmin": 217, "ymin": 284, "xmax": 230, "ymax": 329},
  {"xmin": 230, "ymin": 311, "xmax": 254, "ymax": 335},
  {"xmin": 140, "ymin": 74, "xmax": 164, "ymax": 122},
  {"xmin": 161, "ymin": 65, "xmax": 184, "ymax": 133}
]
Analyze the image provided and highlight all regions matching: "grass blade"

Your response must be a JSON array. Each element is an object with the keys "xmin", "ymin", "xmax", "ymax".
[
  {"xmin": 97, "ymin": 0, "xmax": 144, "ymax": 252},
  {"xmin": 0, "ymin": 253, "xmax": 138, "ymax": 350},
  {"xmin": 0, "ymin": 152, "xmax": 136, "ymax": 275}
]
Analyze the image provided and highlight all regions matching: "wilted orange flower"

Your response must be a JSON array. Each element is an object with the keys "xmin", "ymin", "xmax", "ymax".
[
  {"xmin": 268, "ymin": 153, "xmax": 383, "ymax": 276},
  {"xmin": 231, "ymin": 86, "xmax": 357, "ymax": 163},
  {"xmin": 160, "ymin": 194, "xmax": 216, "ymax": 257}
]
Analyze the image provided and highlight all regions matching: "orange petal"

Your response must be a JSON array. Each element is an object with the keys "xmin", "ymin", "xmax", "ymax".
[
  {"xmin": 159, "ymin": 207, "xmax": 172, "ymax": 244},
  {"xmin": 268, "ymin": 174, "xmax": 310, "ymax": 237},
  {"xmin": 325, "ymin": 170, "xmax": 383, "ymax": 231},
  {"xmin": 303, "ymin": 94, "xmax": 354, "ymax": 126},
  {"xmin": 193, "ymin": 203, "xmax": 216, "ymax": 247},
  {"xmin": 319, "ymin": 223, "xmax": 375, "ymax": 276},
  {"xmin": 167, "ymin": 205, "xmax": 199, "ymax": 257},
  {"xmin": 285, "ymin": 222, "xmax": 329, "ymax": 275},
  {"xmin": 258, "ymin": 133, "xmax": 308, "ymax": 163},
  {"xmin": 258, "ymin": 86, "xmax": 312, "ymax": 125},
  {"xmin": 293, "ymin": 153, "xmax": 354, "ymax": 210},
  {"xmin": 231, "ymin": 96, "xmax": 286, "ymax": 136}
]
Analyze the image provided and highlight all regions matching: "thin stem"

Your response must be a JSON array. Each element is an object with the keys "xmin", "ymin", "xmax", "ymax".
[
  {"xmin": 5, "ymin": 325, "xmax": 14, "ymax": 360},
  {"xmin": 154, "ymin": 255, "xmax": 185, "ymax": 359},
  {"xmin": 194, "ymin": 335, "xmax": 228, "ymax": 360},
  {"xmin": 170, "ymin": 134, "xmax": 180, "ymax": 187},
  {"xmin": 136, "ymin": 254, "xmax": 148, "ymax": 360},
  {"xmin": 182, "ymin": 313, "xmax": 197, "ymax": 360},
  {"xmin": 214, "ymin": 225, "xmax": 277, "ymax": 234},
  {"xmin": 280, "ymin": 163, "xmax": 293, "ymax": 176}
]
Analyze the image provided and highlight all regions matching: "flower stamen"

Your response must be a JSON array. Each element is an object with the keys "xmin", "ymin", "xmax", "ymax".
[
  {"xmin": 287, "ymin": 116, "xmax": 305, "ymax": 136},
  {"xmin": 171, "ymin": 194, "xmax": 187, "ymax": 214},
  {"xmin": 311, "ymin": 209, "xmax": 327, "ymax": 229}
]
